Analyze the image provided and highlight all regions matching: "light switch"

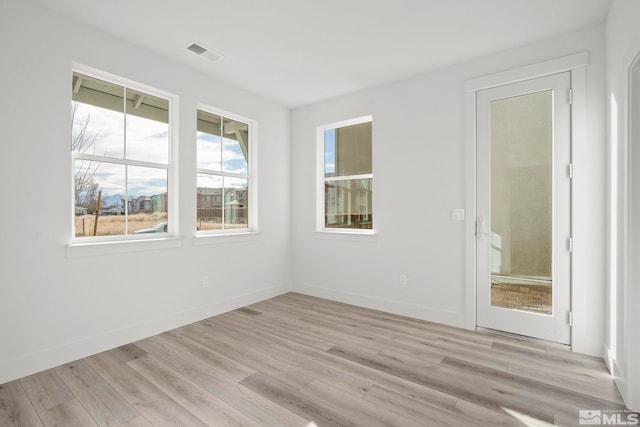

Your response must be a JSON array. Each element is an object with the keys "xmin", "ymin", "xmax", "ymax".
[{"xmin": 452, "ymin": 208, "xmax": 465, "ymax": 221}]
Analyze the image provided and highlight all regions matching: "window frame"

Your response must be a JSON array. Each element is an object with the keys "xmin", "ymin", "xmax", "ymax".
[
  {"xmin": 195, "ymin": 104, "xmax": 258, "ymax": 236},
  {"xmin": 70, "ymin": 63, "xmax": 178, "ymax": 244},
  {"xmin": 316, "ymin": 115, "xmax": 374, "ymax": 234}
]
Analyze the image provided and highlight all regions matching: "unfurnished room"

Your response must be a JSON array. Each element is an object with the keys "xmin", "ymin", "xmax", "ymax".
[{"xmin": 1, "ymin": 0, "xmax": 640, "ymax": 425}]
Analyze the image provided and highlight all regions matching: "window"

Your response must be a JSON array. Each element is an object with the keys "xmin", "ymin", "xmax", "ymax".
[
  {"xmin": 71, "ymin": 70, "xmax": 173, "ymax": 240},
  {"xmin": 318, "ymin": 116, "xmax": 373, "ymax": 231},
  {"xmin": 196, "ymin": 108, "xmax": 252, "ymax": 232}
]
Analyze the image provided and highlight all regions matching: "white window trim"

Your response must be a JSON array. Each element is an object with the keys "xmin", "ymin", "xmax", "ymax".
[
  {"xmin": 67, "ymin": 237, "xmax": 183, "ymax": 258},
  {"xmin": 68, "ymin": 63, "xmax": 179, "ymax": 249},
  {"xmin": 193, "ymin": 231, "xmax": 260, "ymax": 246},
  {"xmin": 195, "ymin": 104, "xmax": 258, "ymax": 236},
  {"xmin": 316, "ymin": 115, "xmax": 374, "ymax": 235}
]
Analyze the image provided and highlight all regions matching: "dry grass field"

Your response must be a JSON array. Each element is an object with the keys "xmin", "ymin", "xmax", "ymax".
[
  {"xmin": 75, "ymin": 212, "xmax": 168, "ymax": 237},
  {"xmin": 75, "ymin": 213, "xmax": 248, "ymax": 236}
]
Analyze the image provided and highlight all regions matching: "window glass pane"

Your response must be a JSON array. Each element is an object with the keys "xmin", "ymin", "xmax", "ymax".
[
  {"xmin": 324, "ymin": 129, "xmax": 336, "ymax": 175},
  {"xmin": 74, "ymin": 160, "xmax": 125, "ymax": 237},
  {"xmin": 326, "ymin": 121, "xmax": 372, "ymax": 178},
  {"xmin": 72, "ymin": 73, "xmax": 124, "ymax": 158},
  {"xmin": 222, "ymin": 118, "xmax": 249, "ymax": 174},
  {"xmin": 325, "ymin": 178, "xmax": 372, "ymax": 229},
  {"xmin": 224, "ymin": 177, "xmax": 248, "ymax": 229},
  {"xmin": 125, "ymin": 89, "xmax": 169, "ymax": 164},
  {"xmin": 127, "ymin": 166, "xmax": 168, "ymax": 234},
  {"xmin": 197, "ymin": 174, "xmax": 223, "ymax": 230},
  {"xmin": 197, "ymin": 110, "xmax": 222, "ymax": 171}
]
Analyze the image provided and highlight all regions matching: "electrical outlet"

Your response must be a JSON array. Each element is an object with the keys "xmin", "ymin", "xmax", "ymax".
[
  {"xmin": 399, "ymin": 274, "xmax": 408, "ymax": 286},
  {"xmin": 201, "ymin": 276, "xmax": 209, "ymax": 288}
]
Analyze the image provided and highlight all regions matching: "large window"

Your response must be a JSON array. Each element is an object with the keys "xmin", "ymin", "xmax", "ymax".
[
  {"xmin": 196, "ymin": 108, "xmax": 251, "ymax": 232},
  {"xmin": 318, "ymin": 116, "xmax": 373, "ymax": 231},
  {"xmin": 71, "ymin": 70, "xmax": 172, "ymax": 239}
]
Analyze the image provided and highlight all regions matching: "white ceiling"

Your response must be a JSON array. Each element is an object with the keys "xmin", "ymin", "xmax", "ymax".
[{"xmin": 33, "ymin": 0, "xmax": 612, "ymax": 108}]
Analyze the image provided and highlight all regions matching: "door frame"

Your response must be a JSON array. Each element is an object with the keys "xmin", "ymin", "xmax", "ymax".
[
  {"xmin": 475, "ymin": 72, "xmax": 572, "ymax": 344},
  {"xmin": 616, "ymin": 45, "xmax": 640, "ymax": 411},
  {"xmin": 464, "ymin": 52, "xmax": 589, "ymax": 347}
]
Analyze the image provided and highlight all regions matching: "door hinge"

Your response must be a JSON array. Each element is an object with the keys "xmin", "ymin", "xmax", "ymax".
[
  {"xmin": 568, "ymin": 89, "xmax": 574, "ymax": 105},
  {"xmin": 567, "ymin": 163, "xmax": 573, "ymax": 178},
  {"xmin": 568, "ymin": 311, "xmax": 573, "ymax": 326},
  {"xmin": 568, "ymin": 237, "xmax": 573, "ymax": 253}
]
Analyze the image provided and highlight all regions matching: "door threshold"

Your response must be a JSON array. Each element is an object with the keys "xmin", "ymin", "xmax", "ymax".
[{"xmin": 475, "ymin": 327, "xmax": 571, "ymax": 350}]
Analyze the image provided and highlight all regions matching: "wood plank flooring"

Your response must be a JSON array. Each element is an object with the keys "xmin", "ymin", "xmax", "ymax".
[{"xmin": 0, "ymin": 292, "xmax": 630, "ymax": 426}]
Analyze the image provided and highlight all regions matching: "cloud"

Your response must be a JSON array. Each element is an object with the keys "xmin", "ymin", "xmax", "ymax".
[
  {"xmin": 73, "ymin": 101, "xmax": 247, "ymax": 201},
  {"xmin": 72, "ymin": 102, "xmax": 125, "ymax": 157},
  {"xmin": 197, "ymin": 132, "xmax": 248, "ymax": 174},
  {"xmin": 76, "ymin": 160, "xmax": 167, "ymax": 199},
  {"xmin": 128, "ymin": 166, "xmax": 167, "ymax": 197},
  {"xmin": 73, "ymin": 102, "xmax": 170, "ymax": 163}
]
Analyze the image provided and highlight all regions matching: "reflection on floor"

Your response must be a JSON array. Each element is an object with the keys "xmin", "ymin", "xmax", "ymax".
[{"xmin": 491, "ymin": 283, "xmax": 552, "ymax": 314}]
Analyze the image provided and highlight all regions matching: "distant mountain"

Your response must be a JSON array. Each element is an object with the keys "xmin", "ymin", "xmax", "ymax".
[{"xmin": 99, "ymin": 194, "xmax": 124, "ymax": 208}]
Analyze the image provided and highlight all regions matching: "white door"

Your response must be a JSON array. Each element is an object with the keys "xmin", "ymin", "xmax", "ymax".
[{"xmin": 476, "ymin": 72, "xmax": 572, "ymax": 345}]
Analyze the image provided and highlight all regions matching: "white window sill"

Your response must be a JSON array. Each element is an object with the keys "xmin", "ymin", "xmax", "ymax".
[
  {"xmin": 66, "ymin": 237, "xmax": 183, "ymax": 258},
  {"xmin": 193, "ymin": 231, "xmax": 261, "ymax": 246},
  {"xmin": 314, "ymin": 230, "xmax": 377, "ymax": 242}
]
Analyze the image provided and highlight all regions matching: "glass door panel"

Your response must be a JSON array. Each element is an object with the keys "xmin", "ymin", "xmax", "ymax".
[
  {"xmin": 476, "ymin": 71, "xmax": 571, "ymax": 345},
  {"xmin": 490, "ymin": 90, "xmax": 553, "ymax": 315}
]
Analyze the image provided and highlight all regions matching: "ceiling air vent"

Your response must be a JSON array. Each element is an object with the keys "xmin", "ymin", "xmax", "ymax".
[{"xmin": 186, "ymin": 42, "xmax": 223, "ymax": 63}]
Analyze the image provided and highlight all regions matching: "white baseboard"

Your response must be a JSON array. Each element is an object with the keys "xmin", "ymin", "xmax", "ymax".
[
  {"xmin": 0, "ymin": 285, "xmax": 288, "ymax": 385},
  {"xmin": 294, "ymin": 283, "xmax": 466, "ymax": 328},
  {"xmin": 572, "ymin": 336, "xmax": 604, "ymax": 358}
]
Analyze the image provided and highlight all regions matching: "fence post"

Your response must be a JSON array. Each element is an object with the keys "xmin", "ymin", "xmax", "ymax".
[{"xmin": 93, "ymin": 191, "xmax": 102, "ymax": 236}]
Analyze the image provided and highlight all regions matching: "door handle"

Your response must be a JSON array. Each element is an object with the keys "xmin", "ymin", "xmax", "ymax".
[{"xmin": 477, "ymin": 216, "xmax": 488, "ymax": 241}]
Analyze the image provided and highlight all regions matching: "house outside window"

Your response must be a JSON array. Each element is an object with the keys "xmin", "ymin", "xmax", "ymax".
[
  {"xmin": 71, "ymin": 68, "xmax": 174, "ymax": 240},
  {"xmin": 196, "ymin": 108, "xmax": 253, "ymax": 232},
  {"xmin": 317, "ymin": 116, "xmax": 373, "ymax": 232}
]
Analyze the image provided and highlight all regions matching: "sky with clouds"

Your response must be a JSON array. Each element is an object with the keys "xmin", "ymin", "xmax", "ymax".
[
  {"xmin": 72, "ymin": 102, "xmax": 248, "ymax": 205},
  {"xmin": 324, "ymin": 128, "xmax": 335, "ymax": 175}
]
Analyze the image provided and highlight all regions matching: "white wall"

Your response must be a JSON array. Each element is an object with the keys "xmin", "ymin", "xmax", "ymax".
[
  {"xmin": 0, "ymin": 0, "xmax": 291, "ymax": 384},
  {"xmin": 291, "ymin": 25, "xmax": 606, "ymax": 356},
  {"xmin": 605, "ymin": 0, "xmax": 640, "ymax": 412}
]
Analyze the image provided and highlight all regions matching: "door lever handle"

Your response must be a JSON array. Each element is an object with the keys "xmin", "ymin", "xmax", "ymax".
[{"xmin": 477, "ymin": 216, "xmax": 488, "ymax": 241}]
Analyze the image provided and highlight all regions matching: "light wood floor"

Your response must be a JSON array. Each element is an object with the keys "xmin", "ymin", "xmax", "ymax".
[{"xmin": 0, "ymin": 293, "xmax": 629, "ymax": 426}]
